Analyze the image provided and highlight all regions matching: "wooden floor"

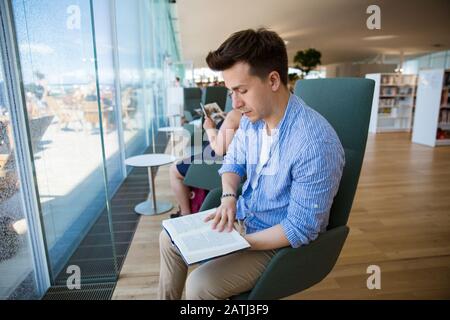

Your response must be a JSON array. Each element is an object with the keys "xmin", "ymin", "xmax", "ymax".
[{"xmin": 112, "ymin": 133, "xmax": 450, "ymax": 300}]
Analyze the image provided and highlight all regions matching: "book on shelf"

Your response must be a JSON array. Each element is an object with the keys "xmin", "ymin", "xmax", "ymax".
[
  {"xmin": 380, "ymin": 98, "xmax": 395, "ymax": 107},
  {"xmin": 441, "ymin": 88, "xmax": 449, "ymax": 107},
  {"xmin": 381, "ymin": 87, "xmax": 398, "ymax": 96},
  {"xmin": 162, "ymin": 208, "xmax": 251, "ymax": 265},
  {"xmin": 380, "ymin": 74, "xmax": 417, "ymax": 86},
  {"xmin": 440, "ymin": 110, "xmax": 449, "ymax": 122},
  {"xmin": 378, "ymin": 107, "xmax": 392, "ymax": 114},
  {"xmin": 444, "ymin": 72, "xmax": 450, "ymax": 87},
  {"xmin": 398, "ymin": 87, "xmax": 413, "ymax": 95},
  {"xmin": 381, "ymin": 75, "xmax": 395, "ymax": 85}
]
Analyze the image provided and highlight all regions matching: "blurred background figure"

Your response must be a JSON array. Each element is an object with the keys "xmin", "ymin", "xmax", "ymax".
[{"xmin": 169, "ymin": 108, "xmax": 242, "ymax": 218}]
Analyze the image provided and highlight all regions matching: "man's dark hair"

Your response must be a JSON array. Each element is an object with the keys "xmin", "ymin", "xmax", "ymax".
[{"xmin": 206, "ymin": 28, "xmax": 288, "ymax": 86}]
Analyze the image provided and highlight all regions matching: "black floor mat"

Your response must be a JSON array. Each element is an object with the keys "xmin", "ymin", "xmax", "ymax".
[{"xmin": 43, "ymin": 165, "xmax": 152, "ymax": 300}]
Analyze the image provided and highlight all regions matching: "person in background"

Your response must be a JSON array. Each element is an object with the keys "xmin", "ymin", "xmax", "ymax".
[{"xmin": 169, "ymin": 108, "xmax": 241, "ymax": 218}]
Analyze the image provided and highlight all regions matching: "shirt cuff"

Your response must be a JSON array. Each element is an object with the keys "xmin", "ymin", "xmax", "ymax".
[
  {"xmin": 218, "ymin": 163, "xmax": 246, "ymax": 178},
  {"xmin": 280, "ymin": 218, "xmax": 308, "ymax": 248}
]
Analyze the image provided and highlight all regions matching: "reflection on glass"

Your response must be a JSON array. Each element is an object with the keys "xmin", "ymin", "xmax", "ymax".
[
  {"xmin": 92, "ymin": 0, "xmax": 122, "ymax": 195},
  {"xmin": 0, "ymin": 48, "xmax": 38, "ymax": 299},
  {"xmin": 6, "ymin": 0, "xmax": 180, "ymax": 291},
  {"xmin": 12, "ymin": 0, "xmax": 115, "ymax": 280},
  {"xmin": 115, "ymin": 0, "xmax": 148, "ymax": 158}
]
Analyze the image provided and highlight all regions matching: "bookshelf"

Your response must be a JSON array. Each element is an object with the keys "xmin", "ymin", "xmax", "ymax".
[
  {"xmin": 412, "ymin": 69, "xmax": 450, "ymax": 147},
  {"xmin": 365, "ymin": 73, "xmax": 417, "ymax": 133}
]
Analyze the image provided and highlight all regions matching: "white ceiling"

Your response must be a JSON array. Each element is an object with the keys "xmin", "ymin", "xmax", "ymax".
[{"xmin": 175, "ymin": 0, "xmax": 450, "ymax": 68}]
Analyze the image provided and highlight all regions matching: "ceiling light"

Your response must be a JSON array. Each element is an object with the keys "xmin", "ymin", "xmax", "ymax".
[{"xmin": 362, "ymin": 35, "xmax": 398, "ymax": 41}]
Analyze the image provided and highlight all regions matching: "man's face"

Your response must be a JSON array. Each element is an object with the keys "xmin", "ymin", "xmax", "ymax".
[{"xmin": 222, "ymin": 62, "xmax": 273, "ymax": 123}]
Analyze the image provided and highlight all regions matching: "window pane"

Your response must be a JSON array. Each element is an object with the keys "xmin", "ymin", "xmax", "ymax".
[
  {"xmin": 12, "ymin": 0, "xmax": 115, "ymax": 280},
  {"xmin": 92, "ymin": 0, "xmax": 123, "ymax": 195},
  {"xmin": 430, "ymin": 52, "xmax": 446, "ymax": 69},
  {"xmin": 115, "ymin": 0, "xmax": 148, "ymax": 158},
  {"xmin": 0, "ymin": 49, "xmax": 39, "ymax": 299}
]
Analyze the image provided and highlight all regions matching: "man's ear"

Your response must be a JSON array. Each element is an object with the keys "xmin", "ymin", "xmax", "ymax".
[{"xmin": 268, "ymin": 71, "xmax": 281, "ymax": 91}]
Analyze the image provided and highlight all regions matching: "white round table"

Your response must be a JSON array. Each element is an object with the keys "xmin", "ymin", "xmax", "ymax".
[
  {"xmin": 158, "ymin": 126, "xmax": 185, "ymax": 156},
  {"xmin": 125, "ymin": 154, "xmax": 176, "ymax": 215}
]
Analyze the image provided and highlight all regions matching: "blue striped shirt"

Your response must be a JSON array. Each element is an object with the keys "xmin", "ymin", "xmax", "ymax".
[{"xmin": 218, "ymin": 94, "xmax": 345, "ymax": 248}]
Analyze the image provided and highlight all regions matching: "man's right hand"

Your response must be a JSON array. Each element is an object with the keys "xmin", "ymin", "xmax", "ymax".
[{"xmin": 204, "ymin": 197, "xmax": 237, "ymax": 232}]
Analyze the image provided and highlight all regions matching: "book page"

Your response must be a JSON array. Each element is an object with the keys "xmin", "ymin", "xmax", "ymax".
[
  {"xmin": 180, "ymin": 228, "xmax": 240, "ymax": 252},
  {"xmin": 176, "ymin": 228, "xmax": 250, "ymax": 265},
  {"xmin": 161, "ymin": 208, "xmax": 250, "ymax": 265},
  {"xmin": 162, "ymin": 208, "xmax": 215, "ymax": 238}
]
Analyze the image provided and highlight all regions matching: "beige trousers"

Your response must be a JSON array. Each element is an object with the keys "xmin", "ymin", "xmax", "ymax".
[{"xmin": 157, "ymin": 228, "xmax": 277, "ymax": 300}]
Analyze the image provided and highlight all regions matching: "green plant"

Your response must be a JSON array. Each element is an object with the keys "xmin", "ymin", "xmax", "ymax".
[{"xmin": 294, "ymin": 48, "xmax": 322, "ymax": 76}]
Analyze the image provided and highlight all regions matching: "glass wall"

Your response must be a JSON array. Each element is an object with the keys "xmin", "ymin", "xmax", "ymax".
[
  {"xmin": 0, "ymin": 46, "xmax": 39, "ymax": 299},
  {"xmin": 113, "ymin": 0, "xmax": 180, "ymax": 161},
  {"xmin": 152, "ymin": 0, "xmax": 180, "ymax": 129},
  {"xmin": 406, "ymin": 50, "xmax": 450, "ymax": 71},
  {"xmin": 115, "ymin": 0, "xmax": 148, "ymax": 158},
  {"xmin": 92, "ymin": 0, "xmax": 124, "ymax": 196},
  {"xmin": 1, "ymin": 0, "xmax": 180, "ymax": 298},
  {"xmin": 12, "ymin": 0, "xmax": 116, "ymax": 279}
]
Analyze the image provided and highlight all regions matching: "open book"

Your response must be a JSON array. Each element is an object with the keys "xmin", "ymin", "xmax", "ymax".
[{"xmin": 162, "ymin": 208, "xmax": 251, "ymax": 265}]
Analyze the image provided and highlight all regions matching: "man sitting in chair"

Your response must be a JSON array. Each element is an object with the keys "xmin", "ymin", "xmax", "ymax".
[{"xmin": 158, "ymin": 28, "xmax": 345, "ymax": 300}]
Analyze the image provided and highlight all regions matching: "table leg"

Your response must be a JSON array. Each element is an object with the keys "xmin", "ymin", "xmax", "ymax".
[
  {"xmin": 133, "ymin": 166, "xmax": 173, "ymax": 215},
  {"xmin": 171, "ymin": 133, "xmax": 176, "ymax": 156},
  {"xmin": 148, "ymin": 166, "xmax": 157, "ymax": 210}
]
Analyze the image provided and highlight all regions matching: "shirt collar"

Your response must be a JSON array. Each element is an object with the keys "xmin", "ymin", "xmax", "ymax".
[
  {"xmin": 275, "ymin": 93, "xmax": 295, "ymax": 133},
  {"xmin": 251, "ymin": 93, "xmax": 295, "ymax": 133}
]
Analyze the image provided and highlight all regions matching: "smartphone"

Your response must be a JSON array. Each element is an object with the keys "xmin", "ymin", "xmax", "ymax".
[{"xmin": 199, "ymin": 103, "xmax": 208, "ymax": 117}]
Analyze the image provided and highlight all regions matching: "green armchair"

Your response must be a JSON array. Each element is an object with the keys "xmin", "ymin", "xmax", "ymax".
[
  {"xmin": 183, "ymin": 162, "xmax": 223, "ymax": 191},
  {"xmin": 184, "ymin": 87, "xmax": 202, "ymax": 119},
  {"xmin": 203, "ymin": 86, "xmax": 228, "ymax": 111},
  {"xmin": 199, "ymin": 78, "xmax": 375, "ymax": 299}
]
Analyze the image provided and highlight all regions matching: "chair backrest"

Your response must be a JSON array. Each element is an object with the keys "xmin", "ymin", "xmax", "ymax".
[
  {"xmin": 182, "ymin": 123, "xmax": 195, "ymax": 150},
  {"xmin": 294, "ymin": 78, "xmax": 374, "ymax": 229},
  {"xmin": 183, "ymin": 163, "xmax": 222, "ymax": 191},
  {"xmin": 203, "ymin": 86, "xmax": 228, "ymax": 111},
  {"xmin": 183, "ymin": 110, "xmax": 193, "ymax": 122},
  {"xmin": 224, "ymin": 95, "xmax": 233, "ymax": 112},
  {"xmin": 183, "ymin": 87, "xmax": 202, "ymax": 114}
]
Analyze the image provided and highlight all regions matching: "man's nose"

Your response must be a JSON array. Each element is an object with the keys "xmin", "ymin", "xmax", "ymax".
[{"xmin": 232, "ymin": 95, "xmax": 244, "ymax": 110}]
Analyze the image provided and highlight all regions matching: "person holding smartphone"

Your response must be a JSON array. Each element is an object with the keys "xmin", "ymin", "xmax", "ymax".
[{"xmin": 169, "ymin": 107, "xmax": 242, "ymax": 218}]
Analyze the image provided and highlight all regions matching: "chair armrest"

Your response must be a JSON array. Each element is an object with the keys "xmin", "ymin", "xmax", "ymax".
[
  {"xmin": 199, "ymin": 187, "xmax": 222, "ymax": 211},
  {"xmin": 201, "ymin": 188, "xmax": 348, "ymax": 300},
  {"xmin": 246, "ymin": 226, "xmax": 349, "ymax": 300},
  {"xmin": 184, "ymin": 163, "xmax": 222, "ymax": 191}
]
